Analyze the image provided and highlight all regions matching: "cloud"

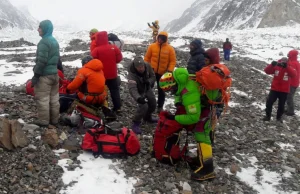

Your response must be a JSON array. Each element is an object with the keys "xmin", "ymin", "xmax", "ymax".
[{"xmin": 9, "ymin": 0, "xmax": 195, "ymax": 30}]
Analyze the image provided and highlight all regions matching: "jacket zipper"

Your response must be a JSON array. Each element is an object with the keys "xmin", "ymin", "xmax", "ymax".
[{"xmin": 157, "ymin": 44, "xmax": 162, "ymax": 73}]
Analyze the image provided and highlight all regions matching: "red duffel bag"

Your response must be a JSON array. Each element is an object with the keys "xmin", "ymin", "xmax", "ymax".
[{"xmin": 82, "ymin": 124, "xmax": 140, "ymax": 158}]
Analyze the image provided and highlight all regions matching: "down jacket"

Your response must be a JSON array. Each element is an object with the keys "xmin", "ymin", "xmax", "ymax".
[{"xmin": 144, "ymin": 31, "xmax": 176, "ymax": 75}]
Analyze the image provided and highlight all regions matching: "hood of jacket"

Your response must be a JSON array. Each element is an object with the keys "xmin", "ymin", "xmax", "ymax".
[
  {"xmin": 156, "ymin": 31, "xmax": 168, "ymax": 44},
  {"xmin": 96, "ymin": 31, "xmax": 109, "ymax": 46},
  {"xmin": 173, "ymin": 68, "xmax": 189, "ymax": 95},
  {"xmin": 288, "ymin": 50, "xmax": 298, "ymax": 61},
  {"xmin": 205, "ymin": 48, "xmax": 220, "ymax": 64},
  {"xmin": 39, "ymin": 20, "xmax": 53, "ymax": 38},
  {"xmin": 83, "ymin": 59, "xmax": 103, "ymax": 71}
]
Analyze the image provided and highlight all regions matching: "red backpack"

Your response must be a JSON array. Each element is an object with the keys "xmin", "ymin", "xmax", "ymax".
[
  {"xmin": 196, "ymin": 64, "xmax": 232, "ymax": 106},
  {"xmin": 152, "ymin": 111, "xmax": 188, "ymax": 165},
  {"xmin": 82, "ymin": 124, "xmax": 140, "ymax": 158}
]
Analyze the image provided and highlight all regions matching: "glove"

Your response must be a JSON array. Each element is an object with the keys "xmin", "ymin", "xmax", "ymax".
[
  {"xmin": 137, "ymin": 97, "xmax": 148, "ymax": 104},
  {"xmin": 166, "ymin": 114, "xmax": 175, "ymax": 120},
  {"xmin": 281, "ymin": 62, "xmax": 287, "ymax": 68},
  {"xmin": 271, "ymin": 61, "xmax": 277, "ymax": 67},
  {"xmin": 31, "ymin": 74, "xmax": 40, "ymax": 88},
  {"xmin": 147, "ymin": 23, "xmax": 151, "ymax": 27},
  {"xmin": 144, "ymin": 80, "xmax": 151, "ymax": 87}
]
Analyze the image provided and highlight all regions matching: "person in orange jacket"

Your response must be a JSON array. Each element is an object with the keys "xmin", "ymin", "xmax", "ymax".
[
  {"xmin": 67, "ymin": 56, "xmax": 106, "ymax": 106},
  {"xmin": 89, "ymin": 28, "xmax": 98, "ymax": 53},
  {"xmin": 144, "ymin": 31, "xmax": 176, "ymax": 113}
]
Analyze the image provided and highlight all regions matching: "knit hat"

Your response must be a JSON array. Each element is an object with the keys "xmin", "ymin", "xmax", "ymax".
[
  {"xmin": 81, "ymin": 55, "xmax": 93, "ymax": 66},
  {"xmin": 90, "ymin": 28, "xmax": 98, "ymax": 34},
  {"xmin": 133, "ymin": 56, "xmax": 145, "ymax": 67},
  {"xmin": 190, "ymin": 39, "xmax": 202, "ymax": 48}
]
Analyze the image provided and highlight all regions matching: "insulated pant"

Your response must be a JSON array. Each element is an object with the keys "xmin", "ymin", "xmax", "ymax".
[
  {"xmin": 155, "ymin": 73, "xmax": 166, "ymax": 109},
  {"xmin": 133, "ymin": 89, "xmax": 156, "ymax": 122},
  {"xmin": 286, "ymin": 86, "xmax": 298, "ymax": 114},
  {"xmin": 224, "ymin": 49, "xmax": 231, "ymax": 61},
  {"xmin": 34, "ymin": 74, "xmax": 60, "ymax": 125},
  {"xmin": 106, "ymin": 78, "xmax": 121, "ymax": 111},
  {"xmin": 266, "ymin": 90, "xmax": 288, "ymax": 119}
]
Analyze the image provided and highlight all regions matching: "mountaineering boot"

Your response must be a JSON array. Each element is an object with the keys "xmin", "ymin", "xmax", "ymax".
[
  {"xmin": 276, "ymin": 117, "xmax": 283, "ymax": 123},
  {"xmin": 191, "ymin": 143, "xmax": 216, "ymax": 181},
  {"xmin": 262, "ymin": 115, "xmax": 271, "ymax": 121},
  {"xmin": 101, "ymin": 106, "xmax": 117, "ymax": 123},
  {"xmin": 285, "ymin": 112, "xmax": 295, "ymax": 116},
  {"xmin": 131, "ymin": 121, "xmax": 142, "ymax": 134}
]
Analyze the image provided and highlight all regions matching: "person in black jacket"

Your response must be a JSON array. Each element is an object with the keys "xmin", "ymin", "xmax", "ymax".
[
  {"xmin": 127, "ymin": 56, "xmax": 157, "ymax": 134},
  {"xmin": 187, "ymin": 39, "xmax": 206, "ymax": 74}
]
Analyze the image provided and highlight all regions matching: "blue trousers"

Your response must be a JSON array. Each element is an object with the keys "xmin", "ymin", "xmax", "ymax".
[{"xmin": 224, "ymin": 49, "xmax": 231, "ymax": 61}]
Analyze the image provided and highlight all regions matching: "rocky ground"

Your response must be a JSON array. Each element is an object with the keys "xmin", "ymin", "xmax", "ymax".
[{"xmin": 0, "ymin": 38, "xmax": 299, "ymax": 194}]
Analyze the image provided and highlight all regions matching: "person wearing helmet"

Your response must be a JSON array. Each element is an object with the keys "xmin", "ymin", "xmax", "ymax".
[
  {"xmin": 89, "ymin": 28, "xmax": 98, "ymax": 53},
  {"xmin": 159, "ymin": 68, "xmax": 216, "ymax": 181},
  {"xmin": 144, "ymin": 31, "xmax": 176, "ymax": 113},
  {"xmin": 147, "ymin": 20, "xmax": 160, "ymax": 42}
]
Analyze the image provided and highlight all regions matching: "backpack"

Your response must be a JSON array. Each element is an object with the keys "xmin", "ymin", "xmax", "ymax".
[
  {"xmin": 108, "ymin": 33, "xmax": 120, "ymax": 41},
  {"xmin": 81, "ymin": 124, "xmax": 140, "ymax": 158},
  {"xmin": 196, "ymin": 64, "xmax": 232, "ymax": 106},
  {"xmin": 65, "ymin": 100, "xmax": 104, "ymax": 128},
  {"xmin": 152, "ymin": 111, "xmax": 188, "ymax": 165}
]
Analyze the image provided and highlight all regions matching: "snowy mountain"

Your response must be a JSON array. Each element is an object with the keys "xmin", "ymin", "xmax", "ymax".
[
  {"xmin": 165, "ymin": 0, "xmax": 300, "ymax": 33},
  {"xmin": 0, "ymin": 0, "xmax": 37, "ymax": 30}
]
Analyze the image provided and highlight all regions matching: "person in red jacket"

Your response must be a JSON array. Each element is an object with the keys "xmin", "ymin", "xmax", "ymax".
[
  {"xmin": 286, "ymin": 50, "xmax": 300, "ymax": 116},
  {"xmin": 91, "ymin": 31, "xmax": 123, "ymax": 113},
  {"xmin": 89, "ymin": 28, "xmax": 98, "ymax": 53},
  {"xmin": 223, "ymin": 38, "xmax": 232, "ymax": 61},
  {"xmin": 263, "ymin": 57, "xmax": 296, "ymax": 122}
]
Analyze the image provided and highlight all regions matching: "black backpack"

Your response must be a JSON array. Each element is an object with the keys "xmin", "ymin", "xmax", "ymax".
[{"xmin": 108, "ymin": 33, "xmax": 120, "ymax": 41}]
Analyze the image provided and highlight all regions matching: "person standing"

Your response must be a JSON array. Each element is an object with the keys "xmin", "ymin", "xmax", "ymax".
[
  {"xmin": 89, "ymin": 28, "xmax": 98, "ymax": 53},
  {"xmin": 147, "ymin": 20, "xmax": 160, "ymax": 42},
  {"xmin": 223, "ymin": 38, "xmax": 232, "ymax": 61},
  {"xmin": 286, "ymin": 50, "xmax": 300, "ymax": 116},
  {"xmin": 263, "ymin": 57, "xmax": 296, "ymax": 122},
  {"xmin": 144, "ymin": 31, "xmax": 176, "ymax": 113},
  {"xmin": 127, "ymin": 56, "xmax": 157, "ymax": 134},
  {"xmin": 187, "ymin": 39, "xmax": 206, "ymax": 74},
  {"xmin": 31, "ymin": 20, "xmax": 60, "ymax": 127},
  {"xmin": 91, "ymin": 31, "xmax": 123, "ymax": 113}
]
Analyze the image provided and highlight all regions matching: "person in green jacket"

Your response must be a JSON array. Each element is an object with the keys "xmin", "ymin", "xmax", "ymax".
[
  {"xmin": 159, "ymin": 68, "xmax": 215, "ymax": 181},
  {"xmin": 31, "ymin": 20, "xmax": 60, "ymax": 127}
]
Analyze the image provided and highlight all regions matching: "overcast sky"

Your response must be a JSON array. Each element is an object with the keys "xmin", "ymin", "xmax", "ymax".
[{"xmin": 9, "ymin": 0, "xmax": 195, "ymax": 31}]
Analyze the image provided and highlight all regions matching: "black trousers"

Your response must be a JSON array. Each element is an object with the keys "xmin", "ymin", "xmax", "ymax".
[
  {"xmin": 106, "ymin": 78, "xmax": 121, "ymax": 111},
  {"xmin": 266, "ymin": 90, "xmax": 288, "ymax": 119},
  {"xmin": 155, "ymin": 73, "xmax": 166, "ymax": 108}
]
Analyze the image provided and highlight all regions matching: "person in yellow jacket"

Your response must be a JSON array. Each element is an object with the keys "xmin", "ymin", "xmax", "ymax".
[
  {"xmin": 144, "ymin": 31, "xmax": 176, "ymax": 113},
  {"xmin": 148, "ymin": 20, "xmax": 160, "ymax": 42}
]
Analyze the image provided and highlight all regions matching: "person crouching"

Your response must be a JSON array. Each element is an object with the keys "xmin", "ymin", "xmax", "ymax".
[
  {"xmin": 128, "ymin": 56, "xmax": 157, "ymax": 134},
  {"xmin": 66, "ymin": 56, "xmax": 107, "ymax": 107}
]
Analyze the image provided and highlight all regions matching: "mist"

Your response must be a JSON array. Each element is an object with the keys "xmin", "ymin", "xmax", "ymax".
[{"xmin": 9, "ymin": 0, "xmax": 195, "ymax": 31}]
